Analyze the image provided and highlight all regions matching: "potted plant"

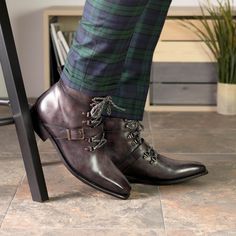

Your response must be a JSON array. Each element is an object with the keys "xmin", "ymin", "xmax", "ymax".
[{"xmin": 180, "ymin": 0, "xmax": 236, "ymax": 115}]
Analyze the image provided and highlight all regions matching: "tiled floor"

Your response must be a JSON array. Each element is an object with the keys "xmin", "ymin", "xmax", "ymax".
[{"xmin": 0, "ymin": 106, "xmax": 236, "ymax": 236}]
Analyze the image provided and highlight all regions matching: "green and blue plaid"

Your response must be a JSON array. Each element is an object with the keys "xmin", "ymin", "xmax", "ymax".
[{"xmin": 61, "ymin": 0, "xmax": 172, "ymax": 120}]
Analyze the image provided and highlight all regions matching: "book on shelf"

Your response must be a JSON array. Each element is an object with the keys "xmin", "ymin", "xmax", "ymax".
[
  {"xmin": 49, "ymin": 35, "xmax": 61, "ymax": 85},
  {"xmin": 57, "ymin": 30, "xmax": 70, "ymax": 54},
  {"xmin": 63, "ymin": 31, "xmax": 76, "ymax": 47},
  {"xmin": 49, "ymin": 23, "xmax": 76, "ymax": 85},
  {"xmin": 50, "ymin": 23, "xmax": 65, "ymax": 66}
]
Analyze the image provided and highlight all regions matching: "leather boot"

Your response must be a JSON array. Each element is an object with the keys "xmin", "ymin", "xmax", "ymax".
[
  {"xmin": 104, "ymin": 118, "xmax": 208, "ymax": 185},
  {"xmin": 30, "ymin": 80, "xmax": 131, "ymax": 199}
]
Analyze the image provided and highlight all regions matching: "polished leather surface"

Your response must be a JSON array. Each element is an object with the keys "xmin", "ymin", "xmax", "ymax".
[
  {"xmin": 32, "ymin": 80, "xmax": 131, "ymax": 198},
  {"xmin": 104, "ymin": 117, "xmax": 208, "ymax": 184}
]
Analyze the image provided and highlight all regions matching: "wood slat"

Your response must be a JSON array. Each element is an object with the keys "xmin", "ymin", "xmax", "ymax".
[
  {"xmin": 159, "ymin": 19, "xmax": 215, "ymax": 41},
  {"xmin": 151, "ymin": 62, "xmax": 218, "ymax": 83},
  {"xmin": 153, "ymin": 41, "xmax": 215, "ymax": 62},
  {"xmin": 150, "ymin": 83, "xmax": 217, "ymax": 105}
]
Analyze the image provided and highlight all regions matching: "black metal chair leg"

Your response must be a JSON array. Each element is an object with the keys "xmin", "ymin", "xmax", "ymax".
[{"xmin": 0, "ymin": 0, "xmax": 49, "ymax": 202}]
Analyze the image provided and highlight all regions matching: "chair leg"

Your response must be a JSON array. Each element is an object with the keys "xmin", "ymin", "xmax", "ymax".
[{"xmin": 0, "ymin": 0, "xmax": 49, "ymax": 202}]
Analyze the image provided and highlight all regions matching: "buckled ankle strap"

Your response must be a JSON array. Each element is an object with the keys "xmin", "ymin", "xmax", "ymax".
[
  {"xmin": 43, "ymin": 124, "xmax": 103, "ymax": 141},
  {"xmin": 66, "ymin": 128, "xmax": 84, "ymax": 140}
]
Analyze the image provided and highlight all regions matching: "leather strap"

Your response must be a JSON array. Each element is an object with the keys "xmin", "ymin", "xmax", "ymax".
[
  {"xmin": 118, "ymin": 139, "xmax": 149, "ymax": 172},
  {"xmin": 44, "ymin": 123, "xmax": 103, "ymax": 141},
  {"xmin": 65, "ymin": 128, "xmax": 85, "ymax": 140}
]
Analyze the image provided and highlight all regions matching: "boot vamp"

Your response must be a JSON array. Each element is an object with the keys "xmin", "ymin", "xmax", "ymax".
[
  {"xmin": 124, "ymin": 141, "xmax": 206, "ymax": 181},
  {"xmin": 105, "ymin": 131, "xmax": 138, "ymax": 165},
  {"xmin": 55, "ymin": 139, "xmax": 130, "ymax": 195}
]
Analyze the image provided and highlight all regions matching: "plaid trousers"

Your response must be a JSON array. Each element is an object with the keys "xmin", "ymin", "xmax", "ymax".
[{"xmin": 61, "ymin": 0, "xmax": 172, "ymax": 120}]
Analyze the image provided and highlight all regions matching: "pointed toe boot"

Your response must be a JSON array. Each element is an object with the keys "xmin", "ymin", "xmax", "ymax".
[
  {"xmin": 104, "ymin": 118, "xmax": 208, "ymax": 185},
  {"xmin": 30, "ymin": 80, "xmax": 131, "ymax": 199}
]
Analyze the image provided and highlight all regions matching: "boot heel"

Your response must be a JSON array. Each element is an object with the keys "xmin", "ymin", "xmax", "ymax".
[{"xmin": 30, "ymin": 105, "xmax": 49, "ymax": 141}]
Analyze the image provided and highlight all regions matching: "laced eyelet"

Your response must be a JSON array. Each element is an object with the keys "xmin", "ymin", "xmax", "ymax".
[
  {"xmin": 84, "ymin": 146, "xmax": 94, "ymax": 152},
  {"xmin": 142, "ymin": 147, "xmax": 160, "ymax": 166},
  {"xmin": 143, "ymin": 154, "xmax": 151, "ymax": 161},
  {"xmin": 85, "ymin": 137, "xmax": 93, "ymax": 143},
  {"xmin": 131, "ymin": 141, "xmax": 137, "ymax": 146},
  {"xmin": 83, "ymin": 96, "xmax": 125, "ymax": 151},
  {"xmin": 82, "ymin": 120, "xmax": 92, "ymax": 126},
  {"xmin": 150, "ymin": 160, "xmax": 158, "ymax": 166}
]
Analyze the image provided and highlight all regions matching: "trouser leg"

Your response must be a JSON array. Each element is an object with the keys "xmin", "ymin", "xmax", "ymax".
[
  {"xmin": 110, "ymin": 0, "xmax": 173, "ymax": 120},
  {"xmin": 61, "ymin": 0, "xmax": 149, "ymax": 96}
]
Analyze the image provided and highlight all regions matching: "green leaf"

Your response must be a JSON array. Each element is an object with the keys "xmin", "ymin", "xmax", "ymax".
[{"xmin": 179, "ymin": 0, "xmax": 236, "ymax": 84}]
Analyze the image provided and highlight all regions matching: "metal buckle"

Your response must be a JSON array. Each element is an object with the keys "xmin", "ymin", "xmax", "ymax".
[{"xmin": 66, "ymin": 128, "xmax": 85, "ymax": 140}]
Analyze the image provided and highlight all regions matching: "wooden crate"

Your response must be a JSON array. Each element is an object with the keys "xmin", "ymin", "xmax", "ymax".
[
  {"xmin": 145, "ymin": 8, "xmax": 219, "ymax": 112},
  {"xmin": 150, "ymin": 62, "xmax": 217, "ymax": 105}
]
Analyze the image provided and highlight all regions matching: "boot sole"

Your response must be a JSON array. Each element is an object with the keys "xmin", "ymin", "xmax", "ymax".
[
  {"xmin": 126, "ymin": 169, "xmax": 208, "ymax": 185},
  {"xmin": 30, "ymin": 106, "xmax": 130, "ymax": 200}
]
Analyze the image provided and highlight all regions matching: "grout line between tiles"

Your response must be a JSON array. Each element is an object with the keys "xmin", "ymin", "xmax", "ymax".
[
  {"xmin": 158, "ymin": 186, "xmax": 166, "ymax": 234},
  {"xmin": 147, "ymin": 113, "xmax": 166, "ymax": 233},
  {"xmin": 146, "ymin": 111, "xmax": 152, "ymax": 132},
  {"xmin": 0, "ymin": 173, "xmax": 26, "ymax": 229},
  {"xmin": 159, "ymin": 152, "xmax": 236, "ymax": 155},
  {"xmin": 151, "ymin": 128, "xmax": 236, "ymax": 132},
  {"xmin": 0, "ymin": 227, "xmax": 167, "ymax": 231}
]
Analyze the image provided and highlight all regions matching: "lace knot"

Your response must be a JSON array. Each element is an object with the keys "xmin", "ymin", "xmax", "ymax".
[
  {"xmin": 124, "ymin": 119, "xmax": 143, "ymax": 145},
  {"xmin": 143, "ymin": 147, "xmax": 159, "ymax": 165},
  {"xmin": 124, "ymin": 119, "xmax": 160, "ymax": 165}
]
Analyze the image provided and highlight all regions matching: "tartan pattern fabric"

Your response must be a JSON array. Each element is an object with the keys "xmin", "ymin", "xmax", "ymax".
[{"xmin": 61, "ymin": 0, "xmax": 172, "ymax": 120}]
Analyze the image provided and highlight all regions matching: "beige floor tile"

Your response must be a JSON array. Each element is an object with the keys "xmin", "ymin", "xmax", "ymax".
[
  {"xmin": 0, "ymin": 156, "xmax": 24, "ymax": 185},
  {"xmin": 149, "ymin": 112, "xmax": 236, "ymax": 130},
  {"xmin": 1, "ymin": 153, "xmax": 164, "ymax": 230},
  {"xmin": 0, "ymin": 126, "xmax": 20, "ymax": 155},
  {"xmin": 0, "ymin": 155, "xmax": 25, "ymax": 226},
  {"xmin": 152, "ymin": 129, "xmax": 236, "ymax": 154},
  {"xmin": 0, "ymin": 228, "xmax": 164, "ymax": 236},
  {"xmin": 166, "ymin": 229, "xmax": 205, "ymax": 236},
  {"xmin": 158, "ymin": 153, "xmax": 236, "ymax": 164},
  {"xmin": 159, "ymin": 160, "xmax": 236, "ymax": 232},
  {"xmin": 0, "ymin": 186, "xmax": 18, "ymax": 226},
  {"xmin": 166, "ymin": 229, "xmax": 236, "ymax": 235},
  {"xmin": 208, "ymin": 231, "xmax": 236, "ymax": 236}
]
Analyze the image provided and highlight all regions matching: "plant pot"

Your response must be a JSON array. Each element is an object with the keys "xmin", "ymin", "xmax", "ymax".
[{"xmin": 217, "ymin": 82, "xmax": 236, "ymax": 115}]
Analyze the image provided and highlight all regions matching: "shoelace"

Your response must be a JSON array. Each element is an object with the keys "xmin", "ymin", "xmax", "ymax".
[
  {"xmin": 90, "ymin": 96, "xmax": 126, "ymax": 127},
  {"xmin": 143, "ymin": 147, "xmax": 159, "ymax": 166},
  {"xmin": 124, "ymin": 119, "xmax": 143, "ymax": 145},
  {"xmin": 85, "ymin": 96, "xmax": 125, "ymax": 151},
  {"xmin": 124, "ymin": 119, "xmax": 159, "ymax": 165}
]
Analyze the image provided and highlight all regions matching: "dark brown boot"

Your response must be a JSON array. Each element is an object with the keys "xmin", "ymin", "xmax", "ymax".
[
  {"xmin": 104, "ymin": 118, "xmax": 208, "ymax": 185},
  {"xmin": 30, "ymin": 80, "xmax": 131, "ymax": 199}
]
